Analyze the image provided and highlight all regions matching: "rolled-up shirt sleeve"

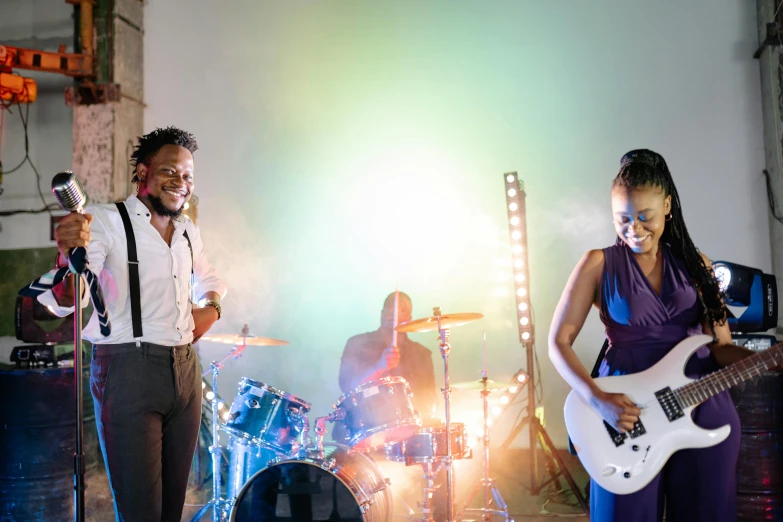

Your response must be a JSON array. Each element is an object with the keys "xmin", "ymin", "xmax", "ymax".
[
  {"xmin": 188, "ymin": 223, "xmax": 227, "ymax": 301},
  {"xmin": 37, "ymin": 207, "xmax": 111, "ymax": 316}
]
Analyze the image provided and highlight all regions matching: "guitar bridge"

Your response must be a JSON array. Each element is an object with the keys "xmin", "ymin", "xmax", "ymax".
[{"xmin": 655, "ymin": 387, "xmax": 684, "ymax": 421}]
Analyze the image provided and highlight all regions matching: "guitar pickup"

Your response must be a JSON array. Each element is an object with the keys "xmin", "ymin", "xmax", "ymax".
[
  {"xmin": 655, "ymin": 387, "xmax": 685, "ymax": 422},
  {"xmin": 627, "ymin": 419, "xmax": 646, "ymax": 439},
  {"xmin": 604, "ymin": 421, "xmax": 627, "ymax": 447}
]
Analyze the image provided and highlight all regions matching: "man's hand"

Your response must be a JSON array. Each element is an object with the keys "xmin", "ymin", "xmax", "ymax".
[
  {"xmin": 192, "ymin": 306, "xmax": 219, "ymax": 343},
  {"xmin": 55, "ymin": 212, "xmax": 93, "ymax": 259},
  {"xmin": 51, "ymin": 213, "xmax": 93, "ymax": 306},
  {"xmin": 379, "ymin": 345, "xmax": 400, "ymax": 372}
]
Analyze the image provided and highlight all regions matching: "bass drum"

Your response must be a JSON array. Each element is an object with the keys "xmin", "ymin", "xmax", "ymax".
[{"xmin": 229, "ymin": 444, "xmax": 391, "ymax": 522}]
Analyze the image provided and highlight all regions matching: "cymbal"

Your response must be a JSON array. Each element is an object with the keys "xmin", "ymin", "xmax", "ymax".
[
  {"xmin": 199, "ymin": 333, "xmax": 289, "ymax": 347},
  {"xmin": 395, "ymin": 313, "xmax": 483, "ymax": 333},
  {"xmin": 452, "ymin": 379, "xmax": 509, "ymax": 392}
]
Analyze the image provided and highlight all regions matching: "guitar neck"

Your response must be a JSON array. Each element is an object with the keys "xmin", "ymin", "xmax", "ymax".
[{"xmin": 676, "ymin": 343, "xmax": 783, "ymax": 408}]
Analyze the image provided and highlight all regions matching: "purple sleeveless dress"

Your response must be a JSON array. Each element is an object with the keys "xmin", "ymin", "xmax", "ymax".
[{"xmin": 590, "ymin": 243, "xmax": 740, "ymax": 522}]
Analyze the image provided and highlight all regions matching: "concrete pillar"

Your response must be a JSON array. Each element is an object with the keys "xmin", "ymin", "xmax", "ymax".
[{"xmin": 72, "ymin": 0, "xmax": 143, "ymax": 204}]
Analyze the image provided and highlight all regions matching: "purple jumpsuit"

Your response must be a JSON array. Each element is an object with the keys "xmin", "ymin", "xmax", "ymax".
[{"xmin": 589, "ymin": 243, "xmax": 740, "ymax": 522}]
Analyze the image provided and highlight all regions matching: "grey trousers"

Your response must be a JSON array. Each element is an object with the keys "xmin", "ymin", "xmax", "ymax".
[{"xmin": 91, "ymin": 342, "xmax": 202, "ymax": 522}]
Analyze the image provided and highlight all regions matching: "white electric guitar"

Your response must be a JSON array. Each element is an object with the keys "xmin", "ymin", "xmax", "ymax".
[{"xmin": 564, "ymin": 334, "xmax": 783, "ymax": 495}]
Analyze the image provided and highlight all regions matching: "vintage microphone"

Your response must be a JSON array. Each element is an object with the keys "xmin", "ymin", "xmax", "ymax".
[{"xmin": 51, "ymin": 171, "xmax": 88, "ymax": 522}]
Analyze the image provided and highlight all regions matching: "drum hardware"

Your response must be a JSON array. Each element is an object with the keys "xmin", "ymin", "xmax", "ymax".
[
  {"xmin": 396, "ymin": 308, "xmax": 484, "ymax": 522},
  {"xmin": 456, "ymin": 338, "xmax": 511, "ymax": 522},
  {"xmin": 315, "ymin": 409, "xmax": 345, "ymax": 458}
]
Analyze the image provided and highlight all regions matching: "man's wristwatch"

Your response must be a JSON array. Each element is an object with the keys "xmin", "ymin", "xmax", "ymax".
[{"xmin": 202, "ymin": 299, "xmax": 222, "ymax": 320}]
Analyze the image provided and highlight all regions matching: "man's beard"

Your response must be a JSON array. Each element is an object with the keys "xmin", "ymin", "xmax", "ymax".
[{"xmin": 148, "ymin": 194, "xmax": 184, "ymax": 217}]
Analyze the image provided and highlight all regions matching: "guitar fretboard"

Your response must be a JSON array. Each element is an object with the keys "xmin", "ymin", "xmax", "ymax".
[{"xmin": 675, "ymin": 343, "xmax": 782, "ymax": 408}]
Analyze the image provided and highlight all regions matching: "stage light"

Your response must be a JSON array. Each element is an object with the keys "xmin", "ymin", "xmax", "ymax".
[
  {"xmin": 509, "ymin": 386, "xmax": 519, "ymax": 394},
  {"xmin": 712, "ymin": 260, "xmax": 778, "ymax": 333},
  {"xmin": 218, "ymin": 401, "xmax": 225, "ymax": 410},
  {"xmin": 500, "ymin": 395, "xmax": 510, "ymax": 405},
  {"xmin": 504, "ymin": 172, "xmax": 533, "ymax": 345},
  {"xmin": 222, "ymin": 411, "xmax": 231, "ymax": 421},
  {"xmin": 492, "ymin": 406, "xmax": 503, "ymax": 417},
  {"xmin": 513, "ymin": 370, "xmax": 530, "ymax": 386},
  {"xmin": 201, "ymin": 381, "xmax": 206, "ymax": 389},
  {"xmin": 205, "ymin": 391, "xmax": 215, "ymax": 401}
]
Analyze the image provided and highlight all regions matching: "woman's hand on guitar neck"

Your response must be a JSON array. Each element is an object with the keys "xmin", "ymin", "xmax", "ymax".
[{"xmin": 589, "ymin": 390, "xmax": 642, "ymax": 433}]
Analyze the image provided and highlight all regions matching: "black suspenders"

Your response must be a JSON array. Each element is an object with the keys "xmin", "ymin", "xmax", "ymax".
[{"xmin": 115, "ymin": 202, "xmax": 194, "ymax": 345}]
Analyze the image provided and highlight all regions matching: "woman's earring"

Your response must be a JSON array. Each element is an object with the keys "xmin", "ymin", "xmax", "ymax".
[{"xmin": 665, "ymin": 213, "xmax": 672, "ymax": 221}]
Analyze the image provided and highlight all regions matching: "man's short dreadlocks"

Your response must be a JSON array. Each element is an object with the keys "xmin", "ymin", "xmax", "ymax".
[{"xmin": 130, "ymin": 127, "xmax": 198, "ymax": 183}]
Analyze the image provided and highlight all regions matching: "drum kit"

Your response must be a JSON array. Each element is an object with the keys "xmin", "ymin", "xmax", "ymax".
[{"xmin": 190, "ymin": 310, "xmax": 512, "ymax": 522}]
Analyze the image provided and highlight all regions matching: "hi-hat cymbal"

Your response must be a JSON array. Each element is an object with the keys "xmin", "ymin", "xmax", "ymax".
[
  {"xmin": 199, "ymin": 333, "xmax": 289, "ymax": 347},
  {"xmin": 452, "ymin": 379, "xmax": 509, "ymax": 392},
  {"xmin": 395, "ymin": 312, "xmax": 483, "ymax": 333}
]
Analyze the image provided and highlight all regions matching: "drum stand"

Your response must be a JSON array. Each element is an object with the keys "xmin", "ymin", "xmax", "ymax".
[
  {"xmin": 190, "ymin": 342, "xmax": 249, "ymax": 522},
  {"xmin": 456, "ymin": 372, "xmax": 511, "ymax": 522},
  {"xmin": 434, "ymin": 307, "xmax": 456, "ymax": 522}
]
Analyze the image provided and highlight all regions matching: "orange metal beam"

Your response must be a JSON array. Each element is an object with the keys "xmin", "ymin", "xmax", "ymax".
[{"xmin": 0, "ymin": 44, "xmax": 93, "ymax": 78}]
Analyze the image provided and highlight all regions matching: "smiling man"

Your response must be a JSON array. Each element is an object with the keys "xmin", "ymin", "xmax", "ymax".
[{"xmin": 39, "ymin": 127, "xmax": 227, "ymax": 521}]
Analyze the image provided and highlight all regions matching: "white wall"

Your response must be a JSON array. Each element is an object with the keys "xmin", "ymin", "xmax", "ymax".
[
  {"xmin": 143, "ymin": 0, "xmax": 769, "ymax": 447},
  {"xmin": 0, "ymin": 0, "xmax": 73, "ymax": 249}
]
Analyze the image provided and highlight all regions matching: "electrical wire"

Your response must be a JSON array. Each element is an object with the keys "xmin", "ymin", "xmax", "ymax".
[{"xmin": 0, "ymin": 100, "xmax": 54, "ymax": 217}]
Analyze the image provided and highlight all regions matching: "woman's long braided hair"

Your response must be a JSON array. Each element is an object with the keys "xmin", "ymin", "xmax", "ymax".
[{"xmin": 612, "ymin": 149, "xmax": 726, "ymax": 330}]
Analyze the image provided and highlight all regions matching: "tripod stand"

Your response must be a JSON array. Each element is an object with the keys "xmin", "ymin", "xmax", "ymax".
[{"xmin": 500, "ymin": 343, "xmax": 589, "ymax": 516}]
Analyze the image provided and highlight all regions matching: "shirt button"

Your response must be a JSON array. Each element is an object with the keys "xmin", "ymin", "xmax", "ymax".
[{"xmin": 174, "ymin": 275, "xmax": 177, "ymax": 279}]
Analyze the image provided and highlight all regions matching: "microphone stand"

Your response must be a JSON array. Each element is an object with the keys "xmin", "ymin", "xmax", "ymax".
[{"xmin": 72, "ymin": 265, "xmax": 86, "ymax": 522}]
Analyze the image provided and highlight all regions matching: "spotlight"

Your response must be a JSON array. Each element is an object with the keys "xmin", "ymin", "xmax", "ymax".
[
  {"xmin": 712, "ymin": 260, "xmax": 778, "ymax": 333},
  {"xmin": 222, "ymin": 411, "xmax": 231, "ymax": 421},
  {"xmin": 513, "ymin": 369, "xmax": 530, "ymax": 386},
  {"xmin": 500, "ymin": 395, "xmax": 510, "ymax": 405},
  {"xmin": 205, "ymin": 391, "xmax": 215, "ymax": 401},
  {"xmin": 504, "ymin": 172, "xmax": 533, "ymax": 345},
  {"xmin": 492, "ymin": 406, "xmax": 503, "ymax": 417}
]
